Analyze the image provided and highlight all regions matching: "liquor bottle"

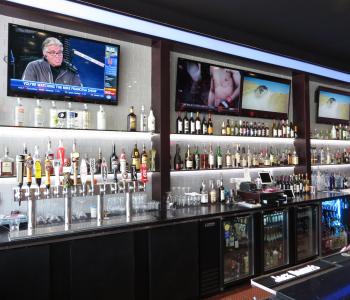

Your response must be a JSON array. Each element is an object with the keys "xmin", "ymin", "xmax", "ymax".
[
  {"xmin": 66, "ymin": 102, "xmax": 75, "ymax": 129},
  {"xmin": 235, "ymin": 144, "xmax": 241, "ymax": 168},
  {"xmin": 140, "ymin": 105, "xmax": 147, "ymax": 132},
  {"xmin": 149, "ymin": 143, "xmax": 157, "ymax": 172},
  {"xmin": 265, "ymin": 123, "xmax": 270, "ymax": 137},
  {"xmin": 194, "ymin": 146, "xmax": 200, "ymax": 170},
  {"xmin": 326, "ymin": 147, "xmax": 331, "ymax": 164},
  {"xmin": 239, "ymin": 120, "xmax": 243, "ymax": 136},
  {"xmin": 257, "ymin": 122, "xmax": 261, "ymax": 137},
  {"xmin": 208, "ymin": 113, "xmax": 214, "ymax": 135},
  {"xmin": 95, "ymin": 147, "xmax": 103, "ymax": 174},
  {"xmin": 174, "ymin": 144, "xmax": 182, "ymax": 170},
  {"xmin": 216, "ymin": 146, "xmax": 223, "ymax": 169},
  {"xmin": 294, "ymin": 125, "xmax": 298, "ymax": 138},
  {"xmin": 195, "ymin": 112, "xmax": 201, "ymax": 135},
  {"xmin": 176, "ymin": 112, "xmax": 183, "ymax": 134},
  {"xmin": 132, "ymin": 144, "xmax": 141, "ymax": 171},
  {"xmin": 47, "ymin": 101, "xmax": 57, "ymax": 128},
  {"xmin": 209, "ymin": 179, "xmax": 217, "ymax": 204},
  {"xmin": 290, "ymin": 122, "xmax": 294, "ymax": 138},
  {"xmin": 272, "ymin": 119, "xmax": 277, "ymax": 137},
  {"xmin": 119, "ymin": 149, "xmax": 127, "ymax": 175},
  {"xmin": 241, "ymin": 147, "xmax": 247, "ymax": 167},
  {"xmin": 277, "ymin": 120, "xmax": 282, "ymax": 137},
  {"xmin": 208, "ymin": 144, "xmax": 215, "ymax": 169},
  {"xmin": 219, "ymin": 176, "xmax": 225, "ymax": 202},
  {"xmin": 34, "ymin": 99, "xmax": 44, "ymax": 127},
  {"xmin": 242, "ymin": 121, "xmax": 247, "ymax": 136},
  {"xmin": 226, "ymin": 120, "xmax": 231, "ymax": 136},
  {"xmin": 200, "ymin": 180, "xmax": 208, "ymax": 204},
  {"xmin": 185, "ymin": 144, "xmax": 193, "ymax": 170},
  {"xmin": 183, "ymin": 112, "xmax": 190, "ymax": 134},
  {"xmin": 148, "ymin": 107, "xmax": 156, "ymax": 132},
  {"xmin": 46, "ymin": 140, "xmax": 54, "ymax": 175},
  {"xmin": 0, "ymin": 147, "xmax": 14, "ymax": 176},
  {"xmin": 202, "ymin": 114, "xmax": 208, "ymax": 135},
  {"xmin": 234, "ymin": 121, "xmax": 239, "ymax": 136},
  {"xmin": 44, "ymin": 154, "xmax": 52, "ymax": 189},
  {"xmin": 292, "ymin": 149, "xmax": 299, "ymax": 165},
  {"xmin": 261, "ymin": 123, "xmax": 266, "ymax": 137},
  {"xmin": 56, "ymin": 140, "xmax": 65, "ymax": 174},
  {"xmin": 221, "ymin": 121, "xmax": 226, "ymax": 135},
  {"xmin": 127, "ymin": 106, "xmax": 136, "ymax": 132},
  {"xmin": 82, "ymin": 103, "xmax": 90, "ymax": 129},
  {"xmin": 225, "ymin": 147, "xmax": 232, "ymax": 168},
  {"xmin": 282, "ymin": 119, "xmax": 286, "ymax": 137},
  {"xmin": 33, "ymin": 145, "xmax": 42, "ymax": 187},
  {"xmin": 97, "ymin": 105, "xmax": 107, "ymax": 130},
  {"xmin": 247, "ymin": 146, "xmax": 252, "ymax": 168},
  {"xmin": 230, "ymin": 121, "xmax": 235, "ymax": 136},
  {"xmin": 286, "ymin": 120, "xmax": 290, "ymax": 138},
  {"xmin": 15, "ymin": 98, "xmax": 25, "ymax": 127},
  {"xmin": 200, "ymin": 145, "xmax": 209, "ymax": 169},
  {"xmin": 71, "ymin": 141, "xmax": 80, "ymax": 186},
  {"xmin": 141, "ymin": 144, "xmax": 148, "ymax": 168},
  {"xmin": 189, "ymin": 112, "xmax": 196, "ymax": 134}
]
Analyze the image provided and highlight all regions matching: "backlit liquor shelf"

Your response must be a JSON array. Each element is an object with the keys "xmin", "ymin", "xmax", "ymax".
[
  {"xmin": 170, "ymin": 166, "xmax": 295, "ymax": 175},
  {"xmin": 170, "ymin": 134, "xmax": 295, "ymax": 144},
  {"xmin": 311, "ymin": 138, "xmax": 350, "ymax": 146}
]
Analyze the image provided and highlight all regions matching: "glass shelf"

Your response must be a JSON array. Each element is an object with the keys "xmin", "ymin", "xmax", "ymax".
[
  {"xmin": 170, "ymin": 166, "xmax": 295, "ymax": 176},
  {"xmin": 311, "ymin": 139, "xmax": 350, "ymax": 146},
  {"xmin": 170, "ymin": 133, "xmax": 295, "ymax": 144},
  {"xmin": 311, "ymin": 164, "xmax": 350, "ymax": 169},
  {"xmin": 0, "ymin": 126, "xmax": 158, "ymax": 140}
]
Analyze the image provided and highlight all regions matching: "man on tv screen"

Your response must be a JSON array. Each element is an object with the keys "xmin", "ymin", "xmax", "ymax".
[
  {"xmin": 208, "ymin": 66, "xmax": 240, "ymax": 110},
  {"xmin": 22, "ymin": 37, "xmax": 82, "ymax": 86}
]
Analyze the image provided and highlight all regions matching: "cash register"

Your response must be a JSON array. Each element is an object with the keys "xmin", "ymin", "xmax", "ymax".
[{"xmin": 237, "ymin": 171, "xmax": 288, "ymax": 207}]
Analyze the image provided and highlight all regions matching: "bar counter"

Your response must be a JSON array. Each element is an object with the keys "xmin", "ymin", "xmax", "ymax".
[{"xmin": 0, "ymin": 190, "xmax": 348, "ymax": 250}]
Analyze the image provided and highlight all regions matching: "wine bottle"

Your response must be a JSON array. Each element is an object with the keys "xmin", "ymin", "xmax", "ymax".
[
  {"xmin": 194, "ymin": 146, "xmax": 200, "ymax": 170},
  {"xmin": 202, "ymin": 114, "xmax": 208, "ymax": 135},
  {"xmin": 174, "ymin": 144, "xmax": 182, "ymax": 170},
  {"xmin": 140, "ymin": 105, "xmax": 146, "ymax": 132},
  {"xmin": 127, "ymin": 106, "xmax": 137, "ymax": 132},
  {"xmin": 96, "ymin": 147, "xmax": 103, "ymax": 174},
  {"xmin": 110, "ymin": 143, "xmax": 118, "ymax": 172},
  {"xmin": 176, "ymin": 112, "xmax": 183, "ymax": 134},
  {"xmin": 209, "ymin": 144, "xmax": 215, "ymax": 169},
  {"xmin": 148, "ymin": 107, "xmax": 156, "ymax": 132},
  {"xmin": 183, "ymin": 112, "xmax": 190, "ymax": 134},
  {"xmin": 208, "ymin": 113, "xmax": 213, "ymax": 135},
  {"xmin": 132, "ymin": 144, "xmax": 140, "ymax": 171},
  {"xmin": 185, "ymin": 144, "xmax": 193, "ymax": 170},
  {"xmin": 216, "ymin": 146, "xmax": 223, "ymax": 169},
  {"xmin": 195, "ymin": 112, "xmax": 201, "ymax": 135},
  {"xmin": 15, "ymin": 97, "xmax": 25, "ymax": 127},
  {"xmin": 190, "ymin": 112, "xmax": 195, "ymax": 134}
]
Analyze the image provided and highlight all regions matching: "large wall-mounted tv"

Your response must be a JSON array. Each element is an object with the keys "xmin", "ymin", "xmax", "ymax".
[
  {"xmin": 175, "ymin": 57, "xmax": 242, "ymax": 115},
  {"xmin": 241, "ymin": 73, "xmax": 291, "ymax": 119},
  {"xmin": 7, "ymin": 24, "xmax": 120, "ymax": 105},
  {"xmin": 316, "ymin": 86, "xmax": 350, "ymax": 124}
]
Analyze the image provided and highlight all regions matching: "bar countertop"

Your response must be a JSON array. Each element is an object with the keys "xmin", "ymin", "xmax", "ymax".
[{"xmin": 0, "ymin": 191, "xmax": 348, "ymax": 250}]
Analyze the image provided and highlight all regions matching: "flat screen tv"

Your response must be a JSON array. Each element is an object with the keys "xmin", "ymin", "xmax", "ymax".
[
  {"xmin": 175, "ymin": 57, "xmax": 242, "ymax": 115},
  {"xmin": 241, "ymin": 73, "xmax": 291, "ymax": 119},
  {"xmin": 316, "ymin": 86, "xmax": 350, "ymax": 124},
  {"xmin": 7, "ymin": 24, "xmax": 120, "ymax": 105}
]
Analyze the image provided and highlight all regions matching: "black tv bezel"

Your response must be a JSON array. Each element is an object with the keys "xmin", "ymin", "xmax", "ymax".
[
  {"xmin": 240, "ymin": 72, "xmax": 291, "ymax": 119},
  {"xmin": 315, "ymin": 86, "xmax": 350, "ymax": 125},
  {"xmin": 7, "ymin": 23, "xmax": 120, "ymax": 106},
  {"xmin": 175, "ymin": 57, "xmax": 243, "ymax": 116}
]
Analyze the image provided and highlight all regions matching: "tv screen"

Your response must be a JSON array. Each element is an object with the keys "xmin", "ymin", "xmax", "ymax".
[
  {"xmin": 175, "ymin": 57, "xmax": 242, "ymax": 115},
  {"xmin": 241, "ymin": 73, "xmax": 290, "ymax": 119},
  {"xmin": 316, "ymin": 86, "xmax": 350, "ymax": 124},
  {"xmin": 7, "ymin": 24, "xmax": 120, "ymax": 105}
]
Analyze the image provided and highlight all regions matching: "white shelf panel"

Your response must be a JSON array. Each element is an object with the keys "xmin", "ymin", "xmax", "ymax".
[
  {"xmin": 170, "ymin": 134, "xmax": 295, "ymax": 144},
  {"xmin": 0, "ymin": 126, "xmax": 157, "ymax": 140},
  {"xmin": 170, "ymin": 166, "xmax": 295, "ymax": 176},
  {"xmin": 311, "ymin": 139, "xmax": 350, "ymax": 146}
]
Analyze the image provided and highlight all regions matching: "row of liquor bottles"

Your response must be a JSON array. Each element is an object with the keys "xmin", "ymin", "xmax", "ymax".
[
  {"xmin": 173, "ymin": 144, "xmax": 299, "ymax": 170},
  {"xmin": 311, "ymin": 170, "xmax": 349, "ymax": 191},
  {"xmin": 311, "ymin": 147, "xmax": 350, "ymax": 165},
  {"xmin": 176, "ymin": 112, "xmax": 298, "ymax": 138},
  {"xmin": 275, "ymin": 174, "xmax": 311, "ymax": 195},
  {"xmin": 312, "ymin": 124, "xmax": 350, "ymax": 140},
  {"xmin": 0, "ymin": 141, "xmax": 157, "ymax": 183},
  {"xmin": 14, "ymin": 98, "xmax": 156, "ymax": 132}
]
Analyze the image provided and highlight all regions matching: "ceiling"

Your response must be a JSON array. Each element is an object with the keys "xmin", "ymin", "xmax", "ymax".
[{"xmin": 78, "ymin": 0, "xmax": 350, "ymax": 74}]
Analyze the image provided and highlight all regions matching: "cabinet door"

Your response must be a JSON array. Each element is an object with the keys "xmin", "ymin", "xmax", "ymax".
[
  {"xmin": 149, "ymin": 221, "xmax": 199, "ymax": 300},
  {"xmin": 0, "ymin": 245, "xmax": 50, "ymax": 300},
  {"xmin": 70, "ymin": 232, "xmax": 135, "ymax": 300}
]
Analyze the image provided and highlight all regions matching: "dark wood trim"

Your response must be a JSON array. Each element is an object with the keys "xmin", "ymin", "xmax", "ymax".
[
  {"xmin": 292, "ymin": 72, "xmax": 311, "ymax": 178},
  {"xmin": 151, "ymin": 40, "xmax": 171, "ymax": 211}
]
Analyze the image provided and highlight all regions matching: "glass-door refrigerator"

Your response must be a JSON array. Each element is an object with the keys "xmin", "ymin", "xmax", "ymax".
[
  {"xmin": 295, "ymin": 205, "xmax": 319, "ymax": 262},
  {"xmin": 321, "ymin": 198, "xmax": 350, "ymax": 256},
  {"xmin": 263, "ymin": 209, "xmax": 289, "ymax": 272},
  {"xmin": 222, "ymin": 214, "xmax": 254, "ymax": 285}
]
